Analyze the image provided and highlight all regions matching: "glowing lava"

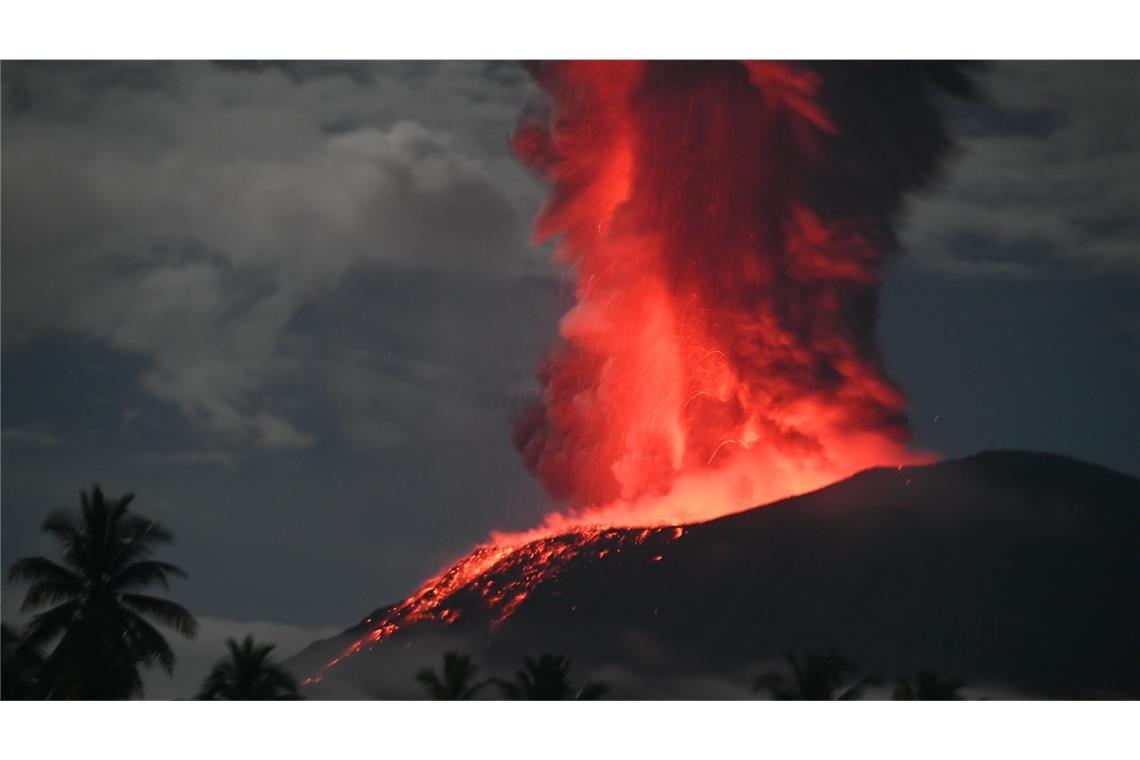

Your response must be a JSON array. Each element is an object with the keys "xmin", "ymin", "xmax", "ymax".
[
  {"xmin": 511, "ymin": 61, "xmax": 929, "ymax": 530},
  {"xmin": 309, "ymin": 62, "xmax": 970, "ymax": 683},
  {"xmin": 306, "ymin": 525, "xmax": 685, "ymax": 683}
]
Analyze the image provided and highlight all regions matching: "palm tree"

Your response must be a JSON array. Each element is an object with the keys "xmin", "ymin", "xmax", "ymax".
[
  {"xmin": 7, "ymin": 485, "xmax": 198, "ymax": 699},
  {"xmin": 893, "ymin": 670, "xmax": 965, "ymax": 700},
  {"xmin": 496, "ymin": 653, "xmax": 608, "ymax": 700},
  {"xmin": 196, "ymin": 635, "xmax": 302, "ymax": 699},
  {"xmin": 754, "ymin": 649, "xmax": 879, "ymax": 700},
  {"xmin": 2, "ymin": 623, "xmax": 45, "ymax": 700},
  {"xmin": 415, "ymin": 652, "xmax": 490, "ymax": 699}
]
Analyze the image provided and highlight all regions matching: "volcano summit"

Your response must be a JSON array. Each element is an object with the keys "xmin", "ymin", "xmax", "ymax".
[{"xmin": 291, "ymin": 451, "xmax": 1140, "ymax": 698}]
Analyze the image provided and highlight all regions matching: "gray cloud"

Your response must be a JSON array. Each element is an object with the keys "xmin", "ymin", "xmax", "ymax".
[
  {"xmin": 1, "ymin": 422, "xmax": 63, "ymax": 448},
  {"xmin": 903, "ymin": 61, "xmax": 1140, "ymax": 277},
  {"xmin": 3, "ymin": 62, "xmax": 1136, "ymax": 688},
  {"xmin": 2, "ymin": 62, "xmax": 543, "ymax": 449},
  {"xmin": 8, "ymin": 61, "xmax": 1132, "ymax": 461}
]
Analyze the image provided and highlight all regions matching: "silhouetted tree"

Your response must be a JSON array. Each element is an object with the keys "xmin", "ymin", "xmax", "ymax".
[
  {"xmin": 1, "ymin": 623, "xmax": 45, "ymax": 699},
  {"xmin": 496, "ymin": 653, "xmax": 608, "ymax": 700},
  {"xmin": 415, "ymin": 651, "xmax": 490, "ymax": 699},
  {"xmin": 893, "ymin": 670, "xmax": 965, "ymax": 700},
  {"xmin": 754, "ymin": 649, "xmax": 879, "ymax": 700},
  {"xmin": 7, "ymin": 485, "xmax": 197, "ymax": 699},
  {"xmin": 196, "ymin": 635, "xmax": 301, "ymax": 700}
]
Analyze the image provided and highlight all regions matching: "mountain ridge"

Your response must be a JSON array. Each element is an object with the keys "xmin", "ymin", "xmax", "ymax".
[{"xmin": 288, "ymin": 449, "xmax": 1139, "ymax": 698}]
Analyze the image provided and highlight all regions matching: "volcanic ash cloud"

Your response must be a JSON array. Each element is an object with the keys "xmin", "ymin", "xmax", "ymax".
[{"xmin": 511, "ymin": 61, "xmax": 976, "ymax": 530}]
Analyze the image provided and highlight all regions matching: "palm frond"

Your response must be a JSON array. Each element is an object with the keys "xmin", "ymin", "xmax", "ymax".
[
  {"xmin": 109, "ymin": 492, "xmax": 135, "ymax": 524},
  {"xmin": 261, "ymin": 667, "xmax": 301, "ymax": 698},
  {"xmin": 576, "ymin": 681, "xmax": 609, "ymax": 700},
  {"xmin": 462, "ymin": 679, "xmax": 492, "ymax": 699},
  {"xmin": 197, "ymin": 660, "xmax": 238, "ymax": 699},
  {"xmin": 111, "ymin": 559, "xmax": 187, "ymax": 591},
  {"xmin": 8, "ymin": 486, "xmax": 195, "ymax": 699},
  {"xmin": 40, "ymin": 509, "xmax": 80, "ymax": 552},
  {"xmin": 892, "ymin": 676, "xmax": 916, "ymax": 700},
  {"xmin": 837, "ymin": 674, "xmax": 882, "ymax": 700},
  {"xmin": 488, "ymin": 676, "xmax": 520, "ymax": 699},
  {"xmin": 21, "ymin": 580, "xmax": 83, "ymax": 611},
  {"xmin": 122, "ymin": 611, "xmax": 177, "ymax": 674},
  {"xmin": 125, "ymin": 515, "xmax": 173, "ymax": 545},
  {"xmin": 107, "ymin": 515, "xmax": 173, "ymax": 573},
  {"xmin": 22, "ymin": 600, "xmax": 81, "ymax": 649},
  {"xmin": 416, "ymin": 652, "xmax": 491, "ymax": 699},
  {"xmin": 894, "ymin": 670, "xmax": 965, "ymax": 700},
  {"xmin": 119, "ymin": 593, "xmax": 198, "ymax": 638},
  {"xmin": 196, "ymin": 636, "xmax": 299, "ymax": 699},
  {"xmin": 753, "ymin": 671, "xmax": 793, "ymax": 698},
  {"xmin": 415, "ymin": 668, "xmax": 445, "ymax": 697},
  {"xmin": 8, "ymin": 555, "xmax": 80, "ymax": 584}
]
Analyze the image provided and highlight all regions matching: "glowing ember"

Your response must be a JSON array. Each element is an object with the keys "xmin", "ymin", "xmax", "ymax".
[
  {"xmin": 511, "ymin": 61, "xmax": 929, "ymax": 531},
  {"xmin": 305, "ymin": 525, "xmax": 685, "ymax": 683},
  {"xmin": 309, "ymin": 62, "xmax": 963, "ymax": 683}
]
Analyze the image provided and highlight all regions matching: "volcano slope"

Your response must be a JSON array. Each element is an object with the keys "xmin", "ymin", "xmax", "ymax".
[{"xmin": 289, "ymin": 451, "xmax": 1139, "ymax": 698}]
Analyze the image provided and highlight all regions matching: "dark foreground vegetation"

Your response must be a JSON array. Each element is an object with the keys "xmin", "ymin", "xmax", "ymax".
[
  {"xmin": 12, "ymin": 467, "xmax": 1116, "ymax": 700},
  {"xmin": 3, "ymin": 486, "xmax": 299, "ymax": 700},
  {"xmin": 415, "ymin": 652, "xmax": 610, "ymax": 700},
  {"xmin": 411, "ymin": 649, "xmax": 966, "ymax": 700}
]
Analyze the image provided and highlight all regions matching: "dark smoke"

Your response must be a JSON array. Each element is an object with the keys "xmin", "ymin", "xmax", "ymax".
[{"xmin": 511, "ymin": 62, "xmax": 979, "ymax": 514}]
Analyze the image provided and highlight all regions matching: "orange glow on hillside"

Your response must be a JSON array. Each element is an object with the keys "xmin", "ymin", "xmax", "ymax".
[{"xmin": 308, "ymin": 62, "xmax": 930, "ymax": 683}]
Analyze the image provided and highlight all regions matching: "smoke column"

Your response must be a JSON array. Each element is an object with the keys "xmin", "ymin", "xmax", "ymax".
[
  {"xmin": 511, "ymin": 61, "xmax": 975, "ymax": 531},
  {"xmin": 308, "ymin": 62, "xmax": 979, "ymax": 680}
]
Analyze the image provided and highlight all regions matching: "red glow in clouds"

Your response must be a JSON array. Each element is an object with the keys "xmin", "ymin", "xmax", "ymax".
[
  {"xmin": 510, "ymin": 61, "xmax": 926, "ymax": 533},
  {"xmin": 310, "ymin": 62, "xmax": 932, "ymax": 681}
]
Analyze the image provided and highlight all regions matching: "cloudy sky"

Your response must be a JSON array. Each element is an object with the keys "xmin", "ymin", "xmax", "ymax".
[{"xmin": 2, "ymin": 61, "xmax": 1137, "ymax": 697}]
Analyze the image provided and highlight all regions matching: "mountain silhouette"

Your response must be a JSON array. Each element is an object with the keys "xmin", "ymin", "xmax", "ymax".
[{"xmin": 288, "ymin": 451, "xmax": 1139, "ymax": 698}]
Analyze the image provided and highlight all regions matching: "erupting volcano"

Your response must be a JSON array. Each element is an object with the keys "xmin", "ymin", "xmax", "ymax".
[
  {"xmin": 511, "ymin": 60, "xmax": 933, "ymax": 531},
  {"xmin": 307, "ymin": 62, "xmax": 980, "ymax": 684}
]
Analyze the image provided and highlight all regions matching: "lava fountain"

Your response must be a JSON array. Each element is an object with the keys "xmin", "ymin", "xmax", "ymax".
[
  {"xmin": 309, "ymin": 62, "xmax": 975, "ymax": 682},
  {"xmin": 511, "ymin": 61, "xmax": 932, "ymax": 533}
]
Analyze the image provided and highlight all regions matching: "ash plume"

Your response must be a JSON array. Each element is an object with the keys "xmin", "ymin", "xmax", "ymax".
[{"xmin": 512, "ymin": 61, "xmax": 977, "ymax": 524}]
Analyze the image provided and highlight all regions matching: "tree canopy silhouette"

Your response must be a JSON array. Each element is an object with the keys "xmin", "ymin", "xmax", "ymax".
[
  {"xmin": 415, "ymin": 651, "xmax": 490, "ymax": 699},
  {"xmin": 7, "ymin": 485, "xmax": 197, "ymax": 699},
  {"xmin": 893, "ymin": 670, "xmax": 965, "ymax": 700},
  {"xmin": 196, "ymin": 635, "xmax": 302, "ymax": 700},
  {"xmin": 495, "ymin": 653, "xmax": 608, "ymax": 700},
  {"xmin": 1, "ymin": 623, "xmax": 45, "ymax": 700},
  {"xmin": 753, "ymin": 649, "xmax": 879, "ymax": 700}
]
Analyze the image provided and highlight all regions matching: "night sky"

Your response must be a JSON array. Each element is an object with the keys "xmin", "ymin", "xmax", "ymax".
[{"xmin": 2, "ymin": 61, "xmax": 1138, "ymax": 697}]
